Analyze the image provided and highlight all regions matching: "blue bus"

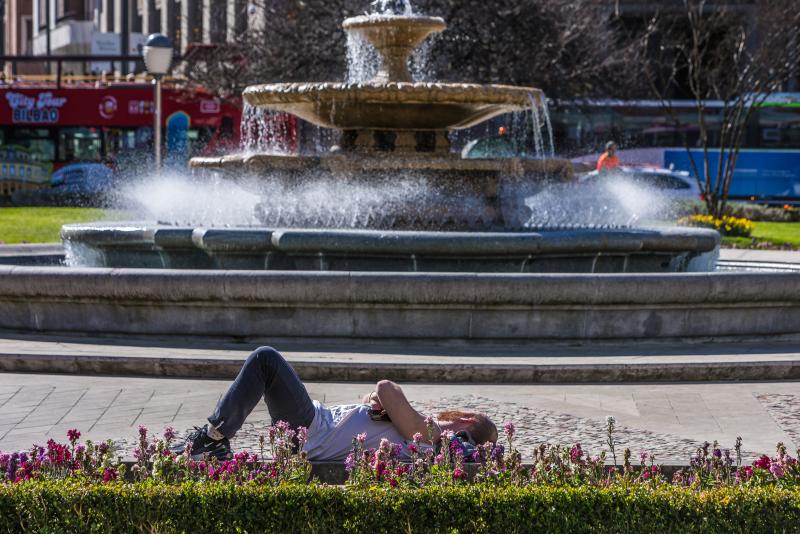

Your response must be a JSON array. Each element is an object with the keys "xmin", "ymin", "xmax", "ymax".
[{"xmin": 548, "ymin": 93, "xmax": 800, "ymax": 204}]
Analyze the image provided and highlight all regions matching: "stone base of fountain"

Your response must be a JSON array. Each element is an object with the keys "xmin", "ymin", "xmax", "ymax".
[{"xmin": 63, "ymin": 224, "xmax": 719, "ymax": 273}]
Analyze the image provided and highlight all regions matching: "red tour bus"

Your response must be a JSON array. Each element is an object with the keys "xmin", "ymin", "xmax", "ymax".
[{"xmin": 0, "ymin": 81, "xmax": 242, "ymax": 197}]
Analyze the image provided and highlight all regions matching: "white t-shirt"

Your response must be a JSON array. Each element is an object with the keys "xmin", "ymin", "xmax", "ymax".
[{"xmin": 303, "ymin": 401, "xmax": 410, "ymax": 461}]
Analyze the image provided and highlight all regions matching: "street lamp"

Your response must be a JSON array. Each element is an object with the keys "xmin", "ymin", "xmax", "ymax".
[{"xmin": 142, "ymin": 33, "xmax": 173, "ymax": 170}]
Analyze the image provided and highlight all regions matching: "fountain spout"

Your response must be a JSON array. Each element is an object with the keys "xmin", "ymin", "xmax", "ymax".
[{"xmin": 343, "ymin": 15, "xmax": 445, "ymax": 83}]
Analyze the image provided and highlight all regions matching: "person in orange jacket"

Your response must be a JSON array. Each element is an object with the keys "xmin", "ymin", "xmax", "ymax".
[{"xmin": 596, "ymin": 141, "xmax": 620, "ymax": 172}]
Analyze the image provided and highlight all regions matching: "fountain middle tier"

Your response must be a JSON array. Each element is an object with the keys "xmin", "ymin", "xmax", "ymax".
[{"xmin": 242, "ymin": 82, "xmax": 542, "ymax": 131}]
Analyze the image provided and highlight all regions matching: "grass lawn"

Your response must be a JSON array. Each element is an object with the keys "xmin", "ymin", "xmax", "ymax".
[
  {"xmin": 0, "ymin": 207, "xmax": 112, "ymax": 244},
  {"xmin": 722, "ymin": 221, "xmax": 800, "ymax": 249}
]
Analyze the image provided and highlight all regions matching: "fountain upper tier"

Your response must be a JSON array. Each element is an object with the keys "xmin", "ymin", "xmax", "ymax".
[{"xmin": 242, "ymin": 14, "xmax": 542, "ymax": 131}]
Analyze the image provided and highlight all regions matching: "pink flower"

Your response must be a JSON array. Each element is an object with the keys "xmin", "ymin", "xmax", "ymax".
[
  {"xmin": 570, "ymin": 443, "xmax": 583, "ymax": 463},
  {"xmin": 102, "ymin": 467, "xmax": 117, "ymax": 483},
  {"xmin": 407, "ymin": 443, "xmax": 418, "ymax": 454},
  {"xmin": 297, "ymin": 427, "xmax": 308, "ymax": 445},
  {"xmin": 138, "ymin": 425, "xmax": 148, "ymax": 440},
  {"xmin": 389, "ymin": 477, "xmax": 398, "ymax": 487},
  {"xmin": 67, "ymin": 429, "xmax": 81, "ymax": 443},
  {"xmin": 412, "ymin": 432, "xmax": 423, "ymax": 444},
  {"xmin": 754, "ymin": 455, "xmax": 771, "ymax": 470},
  {"xmin": 503, "ymin": 421, "xmax": 515, "ymax": 440},
  {"xmin": 452, "ymin": 467, "xmax": 467, "ymax": 481},
  {"xmin": 770, "ymin": 463, "xmax": 785, "ymax": 479},
  {"xmin": 379, "ymin": 438, "xmax": 391, "ymax": 452},
  {"xmin": 356, "ymin": 433, "xmax": 367, "ymax": 444}
]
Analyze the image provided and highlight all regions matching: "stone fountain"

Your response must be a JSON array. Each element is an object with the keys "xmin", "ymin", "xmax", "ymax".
[
  {"xmin": 62, "ymin": 5, "xmax": 719, "ymax": 273},
  {"xmin": 2, "ymin": 2, "xmax": 798, "ymax": 345}
]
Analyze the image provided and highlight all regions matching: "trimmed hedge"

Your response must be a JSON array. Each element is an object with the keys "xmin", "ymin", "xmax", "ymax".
[{"xmin": 1, "ymin": 482, "xmax": 799, "ymax": 533}]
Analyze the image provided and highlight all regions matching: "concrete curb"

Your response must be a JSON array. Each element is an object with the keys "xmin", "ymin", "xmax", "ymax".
[{"xmin": 2, "ymin": 352, "xmax": 799, "ymax": 383}]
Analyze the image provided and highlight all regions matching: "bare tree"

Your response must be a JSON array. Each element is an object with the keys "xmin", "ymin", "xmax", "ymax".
[
  {"xmin": 183, "ymin": 0, "xmax": 647, "ymax": 101},
  {"xmin": 639, "ymin": 0, "xmax": 800, "ymax": 218}
]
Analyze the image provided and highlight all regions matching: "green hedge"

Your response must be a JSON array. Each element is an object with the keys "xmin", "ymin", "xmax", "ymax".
[{"xmin": 1, "ymin": 483, "xmax": 800, "ymax": 533}]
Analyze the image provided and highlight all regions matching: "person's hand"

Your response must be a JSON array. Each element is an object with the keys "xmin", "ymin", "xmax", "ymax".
[{"xmin": 368, "ymin": 391, "xmax": 384, "ymax": 412}]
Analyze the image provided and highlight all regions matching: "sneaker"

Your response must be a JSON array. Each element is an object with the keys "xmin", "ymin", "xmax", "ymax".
[{"xmin": 172, "ymin": 424, "xmax": 233, "ymax": 461}]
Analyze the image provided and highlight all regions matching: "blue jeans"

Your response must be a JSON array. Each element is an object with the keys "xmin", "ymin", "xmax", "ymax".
[{"xmin": 208, "ymin": 347, "xmax": 316, "ymax": 438}]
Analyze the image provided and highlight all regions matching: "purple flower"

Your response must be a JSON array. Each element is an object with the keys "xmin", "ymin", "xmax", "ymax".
[
  {"xmin": 491, "ymin": 444, "xmax": 505, "ymax": 461},
  {"xmin": 138, "ymin": 425, "xmax": 148, "ymax": 441},
  {"xmin": 712, "ymin": 448, "xmax": 722, "ymax": 459},
  {"xmin": 391, "ymin": 443, "xmax": 403, "ymax": 458},
  {"xmin": 67, "ymin": 429, "xmax": 81, "ymax": 443},
  {"xmin": 412, "ymin": 432, "xmax": 423, "ymax": 444},
  {"xmin": 503, "ymin": 421, "xmax": 515, "ymax": 440},
  {"xmin": 97, "ymin": 442, "xmax": 109, "ymax": 455},
  {"xmin": 407, "ymin": 443, "xmax": 418, "ymax": 455},
  {"xmin": 163, "ymin": 427, "xmax": 176, "ymax": 442},
  {"xmin": 356, "ymin": 432, "xmax": 367, "ymax": 444},
  {"xmin": 452, "ymin": 467, "xmax": 467, "ymax": 480},
  {"xmin": 275, "ymin": 420, "xmax": 290, "ymax": 433},
  {"xmin": 344, "ymin": 453, "xmax": 355, "ymax": 472}
]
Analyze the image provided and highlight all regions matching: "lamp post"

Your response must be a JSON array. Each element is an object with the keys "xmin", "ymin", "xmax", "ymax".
[{"xmin": 142, "ymin": 33, "xmax": 173, "ymax": 170}]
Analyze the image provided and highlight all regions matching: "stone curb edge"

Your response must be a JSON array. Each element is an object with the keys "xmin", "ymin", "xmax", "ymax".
[{"xmin": 2, "ymin": 353, "xmax": 799, "ymax": 383}]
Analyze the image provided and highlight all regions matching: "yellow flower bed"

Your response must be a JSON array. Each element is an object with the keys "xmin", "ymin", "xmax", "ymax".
[{"xmin": 677, "ymin": 214, "xmax": 753, "ymax": 237}]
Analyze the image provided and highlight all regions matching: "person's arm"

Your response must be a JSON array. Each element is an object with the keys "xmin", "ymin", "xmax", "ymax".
[{"xmin": 374, "ymin": 380, "xmax": 437, "ymax": 442}]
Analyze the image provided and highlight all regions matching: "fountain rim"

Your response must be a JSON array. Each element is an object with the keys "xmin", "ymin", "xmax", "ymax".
[
  {"xmin": 242, "ymin": 82, "xmax": 543, "ymax": 107},
  {"xmin": 342, "ymin": 14, "xmax": 447, "ymax": 31}
]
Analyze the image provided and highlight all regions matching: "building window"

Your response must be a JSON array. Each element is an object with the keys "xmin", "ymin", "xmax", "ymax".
[{"xmin": 56, "ymin": 0, "xmax": 85, "ymax": 22}]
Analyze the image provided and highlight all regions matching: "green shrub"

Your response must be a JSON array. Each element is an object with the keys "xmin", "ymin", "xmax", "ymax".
[{"xmin": 1, "ymin": 482, "xmax": 799, "ymax": 533}]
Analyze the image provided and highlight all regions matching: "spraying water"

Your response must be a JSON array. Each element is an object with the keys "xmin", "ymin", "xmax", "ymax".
[
  {"xmin": 116, "ymin": 172, "xmax": 261, "ymax": 227},
  {"xmin": 370, "ymin": 0, "xmax": 414, "ymax": 15},
  {"xmin": 240, "ymin": 104, "xmax": 295, "ymax": 154},
  {"xmin": 346, "ymin": 33, "xmax": 379, "ymax": 83}
]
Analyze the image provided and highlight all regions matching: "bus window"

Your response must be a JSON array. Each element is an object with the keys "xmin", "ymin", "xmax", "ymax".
[
  {"xmin": 759, "ymin": 107, "xmax": 800, "ymax": 148},
  {"xmin": 6, "ymin": 128, "xmax": 56, "ymax": 162},
  {"xmin": 59, "ymin": 127, "xmax": 102, "ymax": 162}
]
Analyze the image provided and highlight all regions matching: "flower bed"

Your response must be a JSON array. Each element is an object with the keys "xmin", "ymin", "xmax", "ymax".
[
  {"xmin": 2, "ymin": 420, "xmax": 800, "ymax": 532},
  {"xmin": 677, "ymin": 214, "xmax": 754, "ymax": 237}
]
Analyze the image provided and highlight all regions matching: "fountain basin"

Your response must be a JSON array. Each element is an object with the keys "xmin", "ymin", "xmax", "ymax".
[
  {"xmin": 62, "ymin": 224, "xmax": 720, "ymax": 273},
  {"xmin": 242, "ymin": 82, "xmax": 540, "ymax": 130}
]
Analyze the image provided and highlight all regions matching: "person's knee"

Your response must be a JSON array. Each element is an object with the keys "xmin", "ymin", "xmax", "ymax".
[{"xmin": 249, "ymin": 346, "xmax": 284, "ymax": 368}]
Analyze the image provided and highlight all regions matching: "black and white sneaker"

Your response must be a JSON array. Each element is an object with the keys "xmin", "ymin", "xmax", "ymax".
[{"xmin": 172, "ymin": 425, "xmax": 233, "ymax": 461}]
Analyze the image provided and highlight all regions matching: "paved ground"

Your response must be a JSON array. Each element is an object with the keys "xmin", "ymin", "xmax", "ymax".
[
  {"xmin": 1, "ymin": 372, "xmax": 798, "ymax": 463},
  {"xmin": 718, "ymin": 248, "xmax": 800, "ymax": 264}
]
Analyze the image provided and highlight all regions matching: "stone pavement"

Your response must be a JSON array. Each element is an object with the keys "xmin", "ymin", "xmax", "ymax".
[
  {"xmin": 1, "ymin": 372, "xmax": 798, "ymax": 464},
  {"xmin": 718, "ymin": 248, "xmax": 800, "ymax": 264}
]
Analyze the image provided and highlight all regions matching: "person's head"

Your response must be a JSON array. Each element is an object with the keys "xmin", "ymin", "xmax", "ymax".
[
  {"xmin": 605, "ymin": 141, "xmax": 617, "ymax": 155},
  {"xmin": 437, "ymin": 410, "xmax": 498, "ymax": 444}
]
